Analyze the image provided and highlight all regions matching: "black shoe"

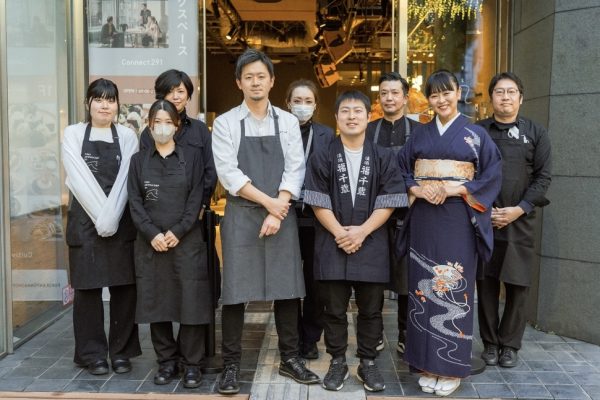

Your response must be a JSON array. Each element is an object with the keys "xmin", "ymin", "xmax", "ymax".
[
  {"xmin": 182, "ymin": 366, "xmax": 202, "ymax": 388},
  {"xmin": 357, "ymin": 359, "xmax": 385, "ymax": 392},
  {"xmin": 481, "ymin": 344, "xmax": 499, "ymax": 366},
  {"xmin": 301, "ymin": 342, "xmax": 319, "ymax": 360},
  {"xmin": 111, "ymin": 358, "xmax": 132, "ymax": 374},
  {"xmin": 322, "ymin": 356, "xmax": 349, "ymax": 391},
  {"xmin": 279, "ymin": 357, "xmax": 320, "ymax": 384},
  {"xmin": 87, "ymin": 359, "xmax": 109, "ymax": 375},
  {"xmin": 218, "ymin": 363, "xmax": 240, "ymax": 394},
  {"xmin": 499, "ymin": 347, "xmax": 518, "ymax": 368},
  {"xmin": 153, "ymin": 363, "xmax": 178, "ymax": 385}
]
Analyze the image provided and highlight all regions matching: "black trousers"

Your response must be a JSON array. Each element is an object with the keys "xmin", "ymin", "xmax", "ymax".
[
  {"xmin": 221, "ymin": 299, "xmax": 299, "ymax": 365},
  {"xmin": 150, "ymin": 322, "xmax": 206, "ymax": 367},
  {"xmin": 477, "ymin": 276, "xmax": 530, "ymax": 350},
  {"xmin": 397, "ymin": 294, "xmax": 407, "ymax": 342},
  {"xmin": 73, "ymin": 284, "xmax": 141, "ymax": 365},
  {"xmin": 320, "ymin": 281, "xmax": 384, "ymax": 360},
  {"xmin": 298, "ymin": 225, "xmax": 323, "ymax": 349}
]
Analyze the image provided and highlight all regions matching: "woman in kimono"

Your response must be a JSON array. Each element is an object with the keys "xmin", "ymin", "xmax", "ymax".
[
  {"xmin": 62, "ymin": 78, "xmax": 141, "ymax": 375},
  {"xmin": 128, "ymin": 100, "xmax": 210, "ymax": 388},
  {"xmin": 397, "ymin": 70, "xmax": 502, "ymax": 396}
]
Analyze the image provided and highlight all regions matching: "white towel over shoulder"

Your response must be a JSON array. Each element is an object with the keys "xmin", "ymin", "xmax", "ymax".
[{"xmin": 62, "ymin": 122, "xmax": 139, "ymax": 237}]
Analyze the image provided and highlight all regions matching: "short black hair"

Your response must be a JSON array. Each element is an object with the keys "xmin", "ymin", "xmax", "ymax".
[
  {"xmin": 235, "ymin": 48, "xmax": 274, "ymax": 80},
  {"xmin": 85, "ymin": 78, "xmax": 119, "ymax": 122},
  {"xmin": 147, "ymin": 100, "xmax": 180, "ymax": 129},
  {"xmin": 334, "ymin": 90, "xmax": 371, "ymax": 114},
  {"xmin": 154, "ymin": 69, "xmax": 194, "ymax": 100},
  {"xmin": 424, "ymin": 69, "xmax": 460, "ymax": 98},
  {"xmin": 488, "ymin": 72, "xmax": 524, "ymax": 97},
  {"xmin": 379, "ymin": 71, "xmax": 409, "ymax": 96}
]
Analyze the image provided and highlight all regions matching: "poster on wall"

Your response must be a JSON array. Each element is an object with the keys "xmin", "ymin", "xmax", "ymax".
[{"xmin": 87, "ymin": 0, "xmax": 199, "ymax": 135}]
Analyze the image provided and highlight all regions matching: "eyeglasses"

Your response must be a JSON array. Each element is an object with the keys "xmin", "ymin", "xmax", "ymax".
[{"xmin": 493, "ymin": 88, "xmax": 520, "ymax": 97}]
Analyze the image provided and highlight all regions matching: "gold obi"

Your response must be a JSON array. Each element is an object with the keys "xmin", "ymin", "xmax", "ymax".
[{"xmin": 410, "ymin": 159, "xmax": 475, "ymax": 204}]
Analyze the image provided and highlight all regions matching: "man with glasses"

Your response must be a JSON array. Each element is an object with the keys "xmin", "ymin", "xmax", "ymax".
[
  {"xmin": 476, "ymin": 72, "xmax": 552, "ymax": 368},
  {"xmin": 366, "ymin": 72, "xmax": 420, "ymax": 355}
]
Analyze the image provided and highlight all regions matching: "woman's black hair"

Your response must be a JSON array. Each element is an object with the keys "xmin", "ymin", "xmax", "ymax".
[
  {"xmin": 85, "ymin": 78, "xmax": 119, "ymax": 122},
  {"xmin": 154, "ymin": 69, "xmax": 194, "ymax": 100},
  {"xmin": 147, "ymin": 100, "xmax": 180, "ymax": 130},
  {"xmin": 424, "ymin": 69, "xmax": 460, "ymax": 98}
]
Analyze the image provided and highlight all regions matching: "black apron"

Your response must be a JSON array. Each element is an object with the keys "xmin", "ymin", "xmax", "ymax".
[
  {"xmin": 374, "ymin": 118, "xmax": 411, "ymax": 294},
  {"xmin": 66, "ymin": 123, "xmax": 136, "ymax": 289},
  {"xmin": 486, "ymin": 119, "xmax": 538, "ymax": 286},
  {"xmin": 220, "ymin": 110, "xmax": 304, "ymax": 304},
  {"xmin": 134, "ymin": 147, "xmax": 211, "ymax": 324}
]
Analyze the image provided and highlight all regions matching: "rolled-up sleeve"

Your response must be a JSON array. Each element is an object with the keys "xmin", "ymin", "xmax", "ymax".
[
  {"xmin": 279, "ymin": 115, "xmax": 305, "ymax": 199},
  {"xmin": 211, "ymin": 114, "xmax": 251, "ymax": 196}
]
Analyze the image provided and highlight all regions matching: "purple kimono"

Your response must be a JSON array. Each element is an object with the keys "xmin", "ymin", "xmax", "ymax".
[{"xmin": 397, "ymin": 114, "xmax": 502, "ymax": 378}]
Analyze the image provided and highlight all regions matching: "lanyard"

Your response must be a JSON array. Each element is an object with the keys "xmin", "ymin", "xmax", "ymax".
[{"xmin": 304, "ymin": 125, "xmax": 314, "ymax": 161}]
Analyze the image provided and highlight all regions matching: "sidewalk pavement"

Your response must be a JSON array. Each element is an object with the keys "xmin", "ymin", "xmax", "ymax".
[{"xmin": 0, "ymin": 299, "xmax": 598, "ymax": 399}]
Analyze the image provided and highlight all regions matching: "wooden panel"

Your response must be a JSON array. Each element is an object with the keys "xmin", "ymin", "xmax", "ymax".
[{"xmin": 230, "ymin": 0, "xmax": 316, "ymax": 21}]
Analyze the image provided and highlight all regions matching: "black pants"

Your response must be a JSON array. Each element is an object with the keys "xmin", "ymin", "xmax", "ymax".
[
  {"xmin": 397, "ymin": 293, "xmax": 407, "ymax": 342},
  {"xmin": 221, "ymin": 299, "xmax": 299, "ymax": 365},
  {"xmin": 477, "ymin": 276, "xmax": 530, "ymax": 350},
  {"xmin": 73, "ymin": 284, "xmax": 141, "ymax": 365},
  {"xmin": 298, "ymin": 225, "xmax": 323, "ymax": 349},
  {"xmin": 320, "ymin": 281, "xmax": 384, "ymax": 360},
  {"xmin": 150, "ymin": 322, "xmax": 206, "ymax": 367}
]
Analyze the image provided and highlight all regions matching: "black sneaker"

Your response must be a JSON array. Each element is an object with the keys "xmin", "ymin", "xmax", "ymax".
[
  {"xmin": 279, "ymin": 357, "xmax": 320, "ymax": 384},
  {"xmin": 218, "ymin": 363, "xmax": 240, "ymax": 394},
  {"xmin": 357, "ymin": 359, "xmax": 385, "ymax": 392},
  {"xmin": 322, "ymin": 356, "xmax": 349, "ymax": 391}
]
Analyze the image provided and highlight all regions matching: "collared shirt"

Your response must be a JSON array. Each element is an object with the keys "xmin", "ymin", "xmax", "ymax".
[
  {"xmin": 436, "ymin": 113, "xmax": 462, "ymax": 136},
  {"xmin": 366, "ymin": 116, "xmax": 408, "ymax": 147},
  {"xmin": 212, "ymin": 101, "xmax": 305, "ymax": 199}
]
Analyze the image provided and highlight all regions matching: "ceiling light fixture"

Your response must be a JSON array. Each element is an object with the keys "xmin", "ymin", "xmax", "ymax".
[{"xmin": 225, "ymin": 26, "xmax": 239, "ymax": 41}]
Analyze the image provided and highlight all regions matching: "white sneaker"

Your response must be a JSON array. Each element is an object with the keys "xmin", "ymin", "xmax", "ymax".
[
  {"xmin": 434, "ymin": 377, "xmax": 461, "ymax": 396},
  {"xmin": 418, "ymin": 374, "xmax": 438, "ymax": 393},
  {"xmin": 376, "ymin": 338, "xmax": 385, "ymax": 351}
]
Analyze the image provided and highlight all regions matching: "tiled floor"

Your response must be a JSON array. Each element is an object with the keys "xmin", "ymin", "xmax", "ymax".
[{"xmin": 0, "ymin": 299, "xmax": 599, "ymax": 399}]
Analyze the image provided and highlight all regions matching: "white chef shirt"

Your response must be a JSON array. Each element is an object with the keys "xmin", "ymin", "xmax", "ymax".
[{"xmin": 212, "ymin": 101, "xmax": 305, "ymax": 199}]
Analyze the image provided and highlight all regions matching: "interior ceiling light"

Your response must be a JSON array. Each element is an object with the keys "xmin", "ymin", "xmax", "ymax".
[{"xmin": 225, "ymin": 26, "xmax": 239, "ymax": 41}]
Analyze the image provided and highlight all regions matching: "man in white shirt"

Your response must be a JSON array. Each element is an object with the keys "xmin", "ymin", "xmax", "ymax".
[{"xmin": 212, "ymin": 49, "xmax": 319, "ymax": 394}]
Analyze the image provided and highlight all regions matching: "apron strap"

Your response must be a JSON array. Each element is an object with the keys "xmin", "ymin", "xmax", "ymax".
[
  {"xmin": 304, "ymin": 125, "xmax": 313, "ymax": 161},
  {"xmin": 373, "ymin": 119, "xmax": 383, "ymax": 144}
]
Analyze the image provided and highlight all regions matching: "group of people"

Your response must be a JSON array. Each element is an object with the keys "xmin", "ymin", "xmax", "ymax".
[{"xmin": 62, "ymin": 48, "xmax": 551, "ymax": 396}]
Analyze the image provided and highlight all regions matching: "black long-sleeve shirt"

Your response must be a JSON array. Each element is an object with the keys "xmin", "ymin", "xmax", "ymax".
[
  {"xmin": 128, "ymin": 146, "xmax": 204, "ymax": 242},
  {"xmin": 140, "ymin": 110, "xmax": 217, "ymax": 209},
  {"xmin": 477, "ymin": 115, "xmax": 552, "ymax": 213}
]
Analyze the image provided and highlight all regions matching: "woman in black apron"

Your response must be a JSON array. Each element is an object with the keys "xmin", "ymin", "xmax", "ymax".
[
  {"xmin": 128, "ymin": 100, "xmax": 210, "ymax": 389},
  {"xmin": 62, "ymin": 79, "xmax": 141, "ymax": 375}
]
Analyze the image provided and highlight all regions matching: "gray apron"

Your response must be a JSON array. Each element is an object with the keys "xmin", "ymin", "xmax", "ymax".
[
  {"xmin": 374, "ymin": 117, "xmax": 411, "ymax": 295},
  {"xmin": 221, "ymin": 110, "xmax": 305, "ymax": 304}
]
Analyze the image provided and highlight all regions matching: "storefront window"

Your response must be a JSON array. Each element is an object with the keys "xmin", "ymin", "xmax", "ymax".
[
  {"xmin": 5, "ymin": 0, "xmax": 70, "ymax": 343},
  {"xmin": 405, "ymin": 0, "xmax": 503, "ymax": 121}
]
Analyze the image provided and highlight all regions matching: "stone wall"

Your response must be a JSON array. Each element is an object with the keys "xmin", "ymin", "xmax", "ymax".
[{"xmin": 513, "ymin": 0, "xmax": 600, "ymax": 344}]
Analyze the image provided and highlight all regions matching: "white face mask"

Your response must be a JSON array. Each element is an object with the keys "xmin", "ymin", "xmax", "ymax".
[
  {"xmin": 151, "ymin": 123, "xmax": 176, "ymax": 144},
  {"xmin": 290, "ymin": 104, "xmax": 315, "ymax": 123}
]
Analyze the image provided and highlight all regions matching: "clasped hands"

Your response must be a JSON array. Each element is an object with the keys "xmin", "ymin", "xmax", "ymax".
[
  {"xmin": 412, "ymin": 184, "xmax": 463, "ymax": 205},
  {"xmin": 334, "ymin": 226, "xmax": 367, "ymax": 255},
  {"xmin": 259, "ymin": 197, "xmax": 291, "ymax": 238},
  {"xmin": 150, "ymin": 230, "xmax": 179, "ymax": 252},
  {"xmin": 491, "ymin": 206, "xmax": 524, "ymax": 229}
]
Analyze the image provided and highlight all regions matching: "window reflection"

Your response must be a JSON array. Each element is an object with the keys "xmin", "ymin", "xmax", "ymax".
[{"xmin": 6, "ymin": 0, "xmax": 69, "ymax": 342}]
